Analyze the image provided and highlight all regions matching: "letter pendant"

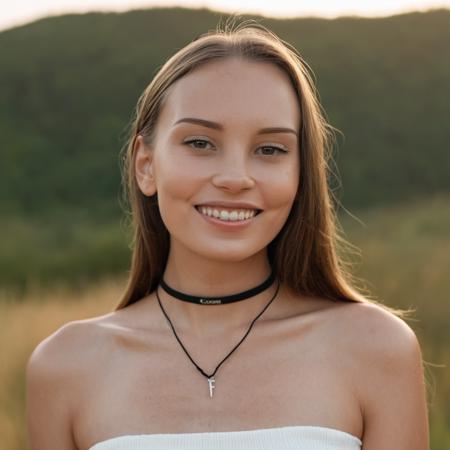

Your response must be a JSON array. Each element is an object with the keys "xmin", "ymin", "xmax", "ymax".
[{"xmin": 208, "ymin": 377, "xmax": 215, "ymax": 398}]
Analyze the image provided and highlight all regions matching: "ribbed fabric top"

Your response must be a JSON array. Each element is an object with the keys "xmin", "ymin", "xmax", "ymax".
[{"xmin": 89, "ymin": 425, "xmax": 362, "ymax": 450}]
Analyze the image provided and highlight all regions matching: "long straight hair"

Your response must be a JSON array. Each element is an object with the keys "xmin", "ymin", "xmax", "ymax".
[{"xmin": 115, "ymin": 21, "xmax": 407, "ymax": 317}]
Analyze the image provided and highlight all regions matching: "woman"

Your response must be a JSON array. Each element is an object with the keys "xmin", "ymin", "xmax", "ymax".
[{"xmin": 26, "ymin": 22, "xmax": 429, "ymax": 450}]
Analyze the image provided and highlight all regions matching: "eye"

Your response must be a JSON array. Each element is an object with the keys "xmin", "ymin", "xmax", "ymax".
[
  {"xmin": 182, "ymin": 139, "xmax": 288, "ymax": 155},
  {"xmin": 183, "ymin": 138, "xmax": 215, "ymax": 151},
  {"xmin": 256, "ymin": 145, "xmax": 289, "ymax": 156}
]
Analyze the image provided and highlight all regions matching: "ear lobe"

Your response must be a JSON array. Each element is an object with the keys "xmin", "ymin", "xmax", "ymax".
[{"xmin": 134, "ymin": 135, "xmax": 157, "ymax": 197}]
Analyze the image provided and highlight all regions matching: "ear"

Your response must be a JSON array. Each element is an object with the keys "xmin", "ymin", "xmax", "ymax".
[{"xmin": 134, "ymin": 135, "xmax": 157, "ymax": 197}]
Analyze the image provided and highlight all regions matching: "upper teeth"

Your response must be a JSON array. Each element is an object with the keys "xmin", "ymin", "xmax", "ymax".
[{"xmin": 198, "ymin": 206, "xmax": 258, "ymax": 221}]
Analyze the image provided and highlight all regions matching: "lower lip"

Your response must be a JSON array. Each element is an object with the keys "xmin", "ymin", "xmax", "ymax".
[{"xmin": 195, "ymin": 207, "xmax": 258, "ymax": 230}]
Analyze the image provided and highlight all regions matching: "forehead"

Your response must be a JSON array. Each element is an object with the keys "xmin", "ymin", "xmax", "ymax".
[{"xmin": 158, "ymin": 57, "xmax": 301, "ymax": 132}]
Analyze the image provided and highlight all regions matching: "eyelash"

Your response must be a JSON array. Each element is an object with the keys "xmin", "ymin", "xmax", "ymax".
[{"xmin": 182, "ymin": 138, "xmax": 289, "ymax": 155}]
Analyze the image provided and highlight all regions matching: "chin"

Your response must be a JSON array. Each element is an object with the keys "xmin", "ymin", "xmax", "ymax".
[{"xmin": 195, "ymin": 243, "xmax": 267, "ymax": 263}]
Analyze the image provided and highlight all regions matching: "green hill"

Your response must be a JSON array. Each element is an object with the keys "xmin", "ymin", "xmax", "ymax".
[
  {"xmin": 1, "ymin": 7, "xmax": 449, "ymax": 216},
  {"xmin": 1, "ymin": 7, "xmax": 449, "ymax": 288}
]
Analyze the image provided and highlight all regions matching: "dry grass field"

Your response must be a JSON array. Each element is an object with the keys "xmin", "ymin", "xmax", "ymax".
[
  {"xmin": 0, "ymin": 277, "xmax": 123, "ymax": 450},
  {"xmin": 1, "ymin": 195, "xmax": 449, "ymax": 449}
]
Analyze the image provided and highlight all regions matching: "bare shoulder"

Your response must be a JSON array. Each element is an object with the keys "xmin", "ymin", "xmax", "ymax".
[
  {"xmin": 26, "ymin": 317, "xmax": 115, "ymax": 450},
  {"xmin": 291, "ymin": 294, "xmax": 420, "ymax": 356},
  {"xmin": 331, "ymin": 300, "xmax": 420, "ymax": 354},
  {"xmin": 28, "ymin": 315, "xmax": 112, "ymax": 377},
  {"xmin": 27, "ymin": 303, "xmax": 152, "ymax": 392},
  {"xmin": 27, "ymin": 316, "xmax": 113, "ymax": 423},
  {"xmin": 27, "ymin": 297, "xmax": 160, "ymax": 383},
  {"xmin": 327, "ymin": 300, "xmax": 423, "ymax": 381},
  {"xmin": 329, "ymin": 301, "xmax": 428, "ymax": 448}
]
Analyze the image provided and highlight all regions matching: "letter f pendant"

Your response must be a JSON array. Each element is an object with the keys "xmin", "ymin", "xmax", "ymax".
[{"xmin": 208, "ymin": 377, "xmax": 215, "ymax": 398}]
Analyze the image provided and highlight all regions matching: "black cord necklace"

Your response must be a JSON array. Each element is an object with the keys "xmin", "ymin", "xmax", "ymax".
[
  {"xmin": 156, "ymin": 278, "xmax": 280, "ymax": 398},
  {"xmin": 159, "ymin": 270, "xmax": 276, "ymax": 305}
]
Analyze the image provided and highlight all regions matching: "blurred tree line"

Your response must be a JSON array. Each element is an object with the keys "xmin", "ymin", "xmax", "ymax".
[{"xmin": 0, "ymin": 7, "xmax": 449, "ymax": 289}]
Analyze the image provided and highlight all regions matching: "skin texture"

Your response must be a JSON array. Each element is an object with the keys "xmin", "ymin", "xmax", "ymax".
[{"xmin": 26, "ymin": 58, "xmax": 429, "ymax": 450}]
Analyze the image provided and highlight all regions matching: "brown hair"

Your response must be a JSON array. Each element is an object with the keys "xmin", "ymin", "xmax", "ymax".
[{"xmin": 115, "ymin": 20, "xmax": 406, "ymax": 317}]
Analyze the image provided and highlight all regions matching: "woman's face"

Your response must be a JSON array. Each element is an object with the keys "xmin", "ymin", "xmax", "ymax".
[{"xmin": 135, "ymin": 56, "xmax": 301, "ymax": 263}]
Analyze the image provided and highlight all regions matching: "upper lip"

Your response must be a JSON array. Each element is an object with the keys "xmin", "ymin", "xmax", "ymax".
[{"xmin": 195, "ymin": 201, "xmax": 262, "ymax": 210}]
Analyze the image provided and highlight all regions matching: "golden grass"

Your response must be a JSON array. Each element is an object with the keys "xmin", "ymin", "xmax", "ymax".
[
  {"xmin": 0, "ymin": 276, "xmax": 124, "ymax": 450},
  {"xmin": 1, "ymin": 196, "xmax": 449, "ymax": 449}
]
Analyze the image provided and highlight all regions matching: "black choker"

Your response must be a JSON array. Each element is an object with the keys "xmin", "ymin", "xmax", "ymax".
[{"xmin": 159, "ymin": 271, "xmax": 276, "ymax": 305}]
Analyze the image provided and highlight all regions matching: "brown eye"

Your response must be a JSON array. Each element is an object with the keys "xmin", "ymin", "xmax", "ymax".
[
  {"xmin": 183, "ymin": 139, "xmax": 215, "ymax": 151},
  {"xmin": 257, "ymin": 146, "xmax": 288, "ymax": 156}
]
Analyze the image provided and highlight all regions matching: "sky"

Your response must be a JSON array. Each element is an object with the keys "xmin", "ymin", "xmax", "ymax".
[{"xmin": 1, "ymin": 0, "xmax": 449, "ymax": 31}]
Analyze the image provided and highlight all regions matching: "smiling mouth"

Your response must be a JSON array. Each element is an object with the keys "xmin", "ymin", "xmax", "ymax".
[{"xmin": 195, "ymin": 205, "xmax": 262, "ymax": 222}]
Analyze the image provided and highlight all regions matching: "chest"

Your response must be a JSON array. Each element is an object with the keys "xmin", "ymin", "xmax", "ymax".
[{"xmin": 74, "ymin": 316, "xmax": 363, "ymax": 450}]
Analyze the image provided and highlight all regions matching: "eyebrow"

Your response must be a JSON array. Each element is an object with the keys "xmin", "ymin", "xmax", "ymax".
[{"xmin": 173, "ymin": 117, "xmax": 298, "ymax": 137}]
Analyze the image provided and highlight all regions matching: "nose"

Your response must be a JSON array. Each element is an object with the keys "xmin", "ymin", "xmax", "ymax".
[{"xmin": 211, "ymin": 155, "xmax": 255, "ymax": 193}]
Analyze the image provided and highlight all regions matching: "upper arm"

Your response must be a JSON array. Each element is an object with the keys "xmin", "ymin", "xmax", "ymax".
[
  {"xmin": 26, "ymin": 322, "xmax": 81, "ymax": 450},
  {"xmin": 355, "ymin": 305, "xmax": 429, "ymax": 450}
]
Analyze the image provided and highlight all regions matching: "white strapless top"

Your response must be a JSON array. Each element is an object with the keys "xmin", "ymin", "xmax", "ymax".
[{"xmin": 89, "ymin": 425, "xmax": 362, "ymax": 449}]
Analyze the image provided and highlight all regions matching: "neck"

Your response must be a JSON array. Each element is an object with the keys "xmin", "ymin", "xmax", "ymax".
[{"xmin": 159, "ymin": 246, "xmax": 276, "ymax": 338}]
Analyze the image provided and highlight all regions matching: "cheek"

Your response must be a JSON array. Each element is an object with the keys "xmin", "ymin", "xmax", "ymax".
[
  {"xmin": 154, "ymin": 157, "xmax": 205, "ymax": 213},
  {"xmin": 261, "ymin": 164, "xmax": 299, "ymax": 208},
  {"xmin": 283, "ymin": 164, "xmax": 300, "ymax": 196}
]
